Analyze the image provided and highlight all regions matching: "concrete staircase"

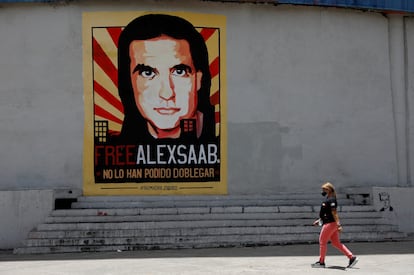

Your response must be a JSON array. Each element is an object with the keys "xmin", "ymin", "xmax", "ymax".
[{"xmin": 14, "ymin": 193, "xmax": 407, "ymax": 254}]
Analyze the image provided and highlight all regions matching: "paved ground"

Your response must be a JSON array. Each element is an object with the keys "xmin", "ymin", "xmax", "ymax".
[{"xmin": 1, "ymin": 240, "xmax": 413, "ymax": 275}]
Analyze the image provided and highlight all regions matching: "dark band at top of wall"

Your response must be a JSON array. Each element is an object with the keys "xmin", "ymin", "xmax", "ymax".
[
  {"xmin": 1, "ymin": 0, "xmax": 414, "ymax": 13},
  {"xmin": 206, "ymin": 0, "xmax": 414, "ymax": 14}
]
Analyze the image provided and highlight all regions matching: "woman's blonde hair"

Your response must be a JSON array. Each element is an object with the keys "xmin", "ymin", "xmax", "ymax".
[{"xmin": 321, "ymin": 182, "xmax": 337, "ymax": 197}]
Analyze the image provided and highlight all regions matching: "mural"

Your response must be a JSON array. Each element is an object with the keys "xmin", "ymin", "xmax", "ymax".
[
  {"xmin": 379, "ymin": 192, "xmax": 394, "ymax": 211},
  {"xmin": 82, "ymin": 12, "xmax": 227, "ymax": 195}
]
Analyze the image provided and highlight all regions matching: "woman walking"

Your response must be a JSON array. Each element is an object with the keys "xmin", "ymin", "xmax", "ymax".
[{"xmin": 311, "ymin": 182, "xmax": 358, "ymax": 268}]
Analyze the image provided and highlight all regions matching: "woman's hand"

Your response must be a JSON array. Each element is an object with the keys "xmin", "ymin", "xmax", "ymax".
[{"xmin": 313, "ymin": 219, "xmax": 321, "ymax": 226}]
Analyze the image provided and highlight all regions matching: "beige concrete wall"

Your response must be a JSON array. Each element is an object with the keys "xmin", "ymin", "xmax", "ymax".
[
  {"xmin": 0, "ymin": 190, "xmax": 54, "ymax": 249},
  {"xmin": 406, "ymin": 17, "xmax": 414, "ymax": 188},
  {"xmin": 0, "ymin": 2, "xmax": 413, "ymax": 249}
]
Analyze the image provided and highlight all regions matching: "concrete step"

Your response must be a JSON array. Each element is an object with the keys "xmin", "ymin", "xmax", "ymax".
[
  {"xmin": 69, "ymin": 205, "xmax": 318, "ymax": 214},
  {"xmin": 76, "ymin": 193, "xmax": 350, "ymax": 202},
  {"xmin": 72, "ymin": 194, "xmax": 354, "ymax": 209},
  {"xmin": 72, "ymin": 199, "xmax": 354, "ymax": 209},
  {"xmin": 44, "ymin": 211, "xmax": 384, "ymax": 224},
  {"xmin": 14, "ymin": 231, "xmax": 407, "ymax": 254},
  {"xmin": 23, "ymin": 227, "xmax": 399, "ymax": 247},
  {"xmin": 51, "ymin": 205, "xmax": 376, "ymax": 217},
  {"xmin": 35, "ymin": 220, "xmax": 320, "ymax": 231},
  {"xmin": 26, "ymin": 224, "xmax": 398, "ymax": 241},
  {"xmin": 35, "ymin": 215, "xmax": 395, "ymax": 232}
]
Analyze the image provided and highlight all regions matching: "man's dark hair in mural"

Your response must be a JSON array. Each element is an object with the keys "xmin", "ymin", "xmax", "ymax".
[{"xmin": 117, "ymin": 14, "xmax": 216, "ymax": 144}]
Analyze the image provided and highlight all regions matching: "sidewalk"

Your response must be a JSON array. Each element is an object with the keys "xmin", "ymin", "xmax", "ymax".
[{"xmin": 1, "ymin": 240, "xmax": 413, "ymax": 275}]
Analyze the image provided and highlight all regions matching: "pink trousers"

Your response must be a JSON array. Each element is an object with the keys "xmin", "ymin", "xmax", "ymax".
[{"xmin": 319, "ymin": 222, "xmax": 353, "ymax": 263}]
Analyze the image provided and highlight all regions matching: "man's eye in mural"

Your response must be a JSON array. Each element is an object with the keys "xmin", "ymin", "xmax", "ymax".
[
  {"xmin": 141, "ymin": 70, "xmax": 156, "ymax": 79},
  {"xmin": 133, "ymin": 64, "xmax": 157, "ymax": 79},
  {"xmin": 171, "ymin": 64, "xmax": 192, "ymax": 77}
]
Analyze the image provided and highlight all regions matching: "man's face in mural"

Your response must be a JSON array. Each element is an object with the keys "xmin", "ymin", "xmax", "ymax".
[{"xmin": 129, "ymin": 35, "xmax": 203, "ymax": 139}]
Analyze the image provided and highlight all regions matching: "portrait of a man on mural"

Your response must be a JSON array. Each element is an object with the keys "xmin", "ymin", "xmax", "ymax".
[
  {"xmin": 117, "ymin": 14, "xmax": 216, "ymax": 143},
  {"xmin": 83, "ymin": 11, "xmax": 227, "ymax": 195}
]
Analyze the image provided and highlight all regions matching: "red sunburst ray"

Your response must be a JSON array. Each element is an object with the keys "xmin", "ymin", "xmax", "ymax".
[
  {"xmin": 94, "ymin": 104, "xmax": 123, "ymax": 125},
  {"xmin": 107, "ymin": 27, "xmax": 123, "ymax": 48},
  {"xmin": 209, "ymin": 56, "xmax": 219, "ymax": 78},
  {"xmin": 200, "ymin": 28, "xmax": 217, "ymax": 41},
  {"xmin": 93, "ymin": 37, "xmax": 118, "ymax": 87},
  {"xmin": 93, "ymin": 80, "xmax": 124, "ymax": 114},
  {"xmin": 210, "ymin": 90, "xmax": 220, "ymax": 106}
]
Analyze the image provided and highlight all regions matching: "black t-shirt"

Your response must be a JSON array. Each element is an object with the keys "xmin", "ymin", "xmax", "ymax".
[{"xmin": 319, "ymin": 197, "xmax": 337, "ymax": 224}]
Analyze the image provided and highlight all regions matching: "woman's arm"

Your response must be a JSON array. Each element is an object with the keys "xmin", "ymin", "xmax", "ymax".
[{"xmin": 332, "ymin": 209, "xmax": 343, "ymax": 232}]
